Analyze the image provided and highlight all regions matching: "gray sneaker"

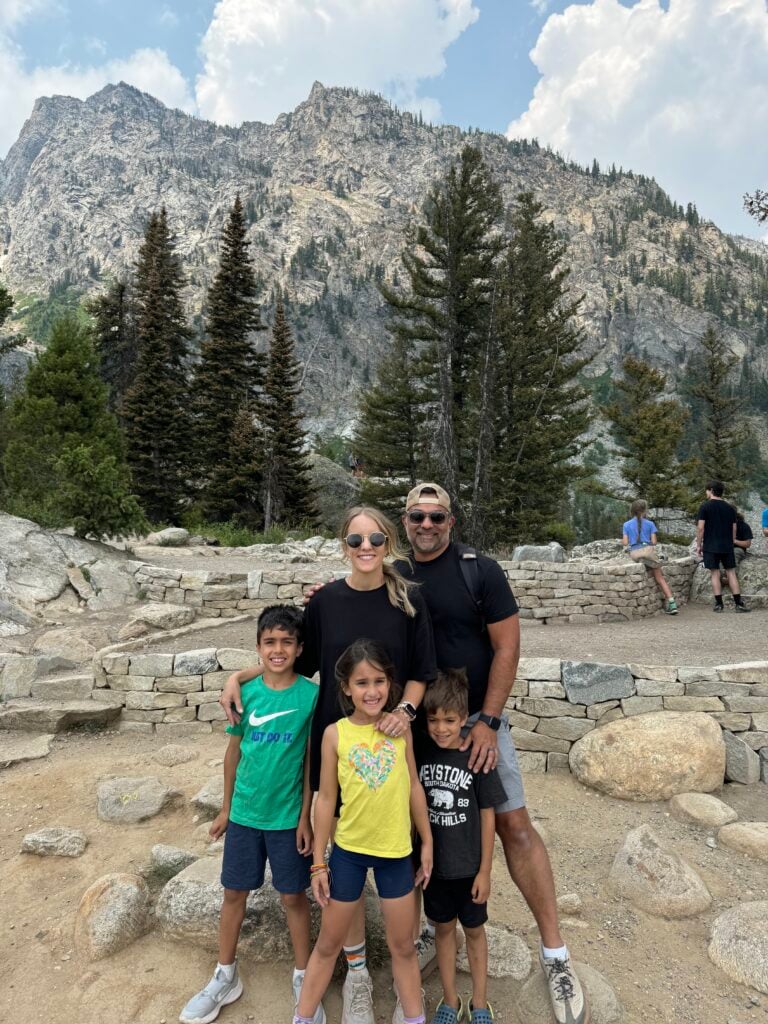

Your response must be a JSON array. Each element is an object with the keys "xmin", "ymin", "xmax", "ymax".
[
  {"xmin": 179, "ymin": 964, "xmax": 243, "ymax": 1024},
  {"xmin": 292, "ymin": 973, "xmax": 327, "ymax": 1024},
  {"xmin": 538, "ymin": 949, "xmax": 589, "ymax": 1024},
  {"xmin": 341, "ymin": 969, "xmax": 375, "ymax": 1024},
  {"xmin": 392, "ymin": 986, "xmax": 425, "ymax": 1024}
]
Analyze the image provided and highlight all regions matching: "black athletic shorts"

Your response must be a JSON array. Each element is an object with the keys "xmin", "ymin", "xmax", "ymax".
[
  {"xmin": 703, "ymin": 550, "xmax": 736, "ymax": 571},
  {"xmin": 423, "ymin": 874, "xmax": 488, "ymax": 929}
]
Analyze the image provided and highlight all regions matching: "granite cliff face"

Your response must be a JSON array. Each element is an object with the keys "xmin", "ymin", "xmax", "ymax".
[{"xmin": 0, "ymin": 81, "xmax": 766, "ymax": 434}]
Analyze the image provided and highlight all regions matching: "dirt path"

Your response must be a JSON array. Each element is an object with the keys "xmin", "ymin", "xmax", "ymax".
[{"xmin": 1, "ymin": 729, "xmax": 767, "ymax": 1024}]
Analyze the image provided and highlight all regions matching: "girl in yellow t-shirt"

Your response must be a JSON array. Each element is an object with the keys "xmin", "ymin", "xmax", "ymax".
[{"xmin": 293, "ymin": 639, "xmax": 433, "ymax": 1024}]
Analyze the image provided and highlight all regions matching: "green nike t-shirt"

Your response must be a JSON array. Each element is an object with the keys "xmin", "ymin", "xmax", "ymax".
[{"xmin": 226, "ymin": 673, "xmax": 319, "ymax": 831}]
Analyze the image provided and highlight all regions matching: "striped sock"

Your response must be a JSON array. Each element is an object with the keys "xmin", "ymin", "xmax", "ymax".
[{"xmin": 343, "ymin": 942, "xmax": 367, "ymax": 972}]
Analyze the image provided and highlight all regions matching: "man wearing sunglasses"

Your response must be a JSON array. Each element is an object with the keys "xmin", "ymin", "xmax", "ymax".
[{"xmin": 398, "ymin": 483, "xmax": 587, "ymax": 1024}]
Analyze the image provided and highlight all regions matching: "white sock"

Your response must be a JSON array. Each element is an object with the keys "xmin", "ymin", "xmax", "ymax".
[
  {"xmin": 217, "ymin": 961, "xmax": 236, "ymax": 980},
  {"xmin": 542, "ymin": 944, "xmax": 568, "ymax": 961},
  {"xmin": 293, "ymin": 967, "xmax": 305, "ymax": 982},
  {"xmin": 423, "ymin": 922, "xmax": 436, "ymax": 938}
]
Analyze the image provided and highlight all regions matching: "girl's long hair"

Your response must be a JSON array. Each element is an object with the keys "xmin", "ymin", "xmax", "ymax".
[
  {"xmin": 340, "ymin": 505, "xmax": 417, "ymax": 617},
  {"xmin": 335, "ymin": 638, "xmax": 402, "ymax": 714},
  {"xmin": 630, "ymin": 498, "xmax": 648, "ymax": 541}
]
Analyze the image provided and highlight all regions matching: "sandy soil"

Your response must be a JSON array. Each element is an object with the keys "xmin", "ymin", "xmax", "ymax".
[{"xmin": 1, "ymin": 728, "xmax": 767, "ymax": 1024}]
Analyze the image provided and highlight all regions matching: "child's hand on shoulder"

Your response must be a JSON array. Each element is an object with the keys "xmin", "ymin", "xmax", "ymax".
[
  {"xmin": 296, "ymin": 816, "xmax": 313, "ymax": 855},
  {"xmin": 415, "ymin": 840, "xmax": 433, "ymax": 890},
  {"xmin": 472, "ymin": 869, "xmax": 491, "ymax": 904},
  {"xmin": 209, "ymin": 811, "xmax": 229, "ymax": 840}
]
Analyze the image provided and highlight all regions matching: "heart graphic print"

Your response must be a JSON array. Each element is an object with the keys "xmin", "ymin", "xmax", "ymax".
[{"xmin": 348, "ymin": 739, "xmax": 397, "ymax": 790}]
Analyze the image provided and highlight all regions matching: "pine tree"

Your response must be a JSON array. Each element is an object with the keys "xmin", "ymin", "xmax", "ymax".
[
  {"xmin": 489, "ymin": 192, "xmax": 592, "ymax": 546},
  {"xmin": 685, "ymin": 325, "xmax": 749, "ymax": 494},
  {"xmin": 0, "ymin": 276, "xmax": 12, "ymax": 332},
  {"xmin": 2, "ymin": 316, "xmax": 146, "ymax": 537},
  {"xmin": 193, "ymin": 196, "xmax": 265, "ymax": 515},
  {"xmin": 354, "ymin": 331, "xmax": 425, "ymax": 518},
  {"xmin": 603, "ymin": 355, "xmax": 694, "ymax": 510},
  {"xmin": 262, "ymin": 302, "xmax": 318, "ymax": 529},
  {"xmin": 123, "ymin": 208, "xmax": 193, "ymax": 523},
  {"xmin": 381, "ymin": 145, "xmax": 503, "ymax": 524},
  {"xmin": 204, "ymin": 406, "xmax": 264, "ymax": 528},
  {"xmin": 85, "ymin": 278, "xmax": 137, "ymax": 424}
]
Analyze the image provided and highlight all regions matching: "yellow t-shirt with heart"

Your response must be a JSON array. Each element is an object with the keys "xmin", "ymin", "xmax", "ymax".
[{"xmin": 334, "ymin": 717, "xmax": 412, "ymax": 858}]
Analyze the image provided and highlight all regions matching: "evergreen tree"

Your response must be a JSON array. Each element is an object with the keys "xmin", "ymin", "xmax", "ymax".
[
  {"xmin": 193, "ymin": 196, "xmax": 265, "ymax": 515},
  {"xmin": 488, "ymin": 192, "xmax": 592, "ymax": 546},
  {"xmin": 684, "ymin": 325, "xmax": 749, "ymax": 494},
  {"xmin": 603, "ymin": 355, "xmax": 694, "ymax": 510},
  {"xmin": 381, "ymin": 145, "xmax": 503, "ymax": 523},
  {"xmin": 2, "ymin": 316, "xmax": 145, "ymax": 537},
  {"xmin": 204, "ymin": 406, "xmax": 264, "ymax": 528},
  {"xmin": 354, "ymin": 331, "xmax": 425, "ymax": 518},
  {"xmin": 123, "ymin": 208, "xmax": 193, "ymax": 523},
  {"xmin": 85, "ymin": 278, "xmax": 137, "ymax": 424},
  {"xmin": 262, "ymin": 302, "xmax": 318, "ymax": 529},
  {"xmin": 0, "ymin": 276, "xmax": 12, "ymax": 332}
]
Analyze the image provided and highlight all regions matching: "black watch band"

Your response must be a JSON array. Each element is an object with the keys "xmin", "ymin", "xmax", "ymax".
[
  {"xmin": 396, "ymin": 701, "xmax": 417, "ymax": 721},
  {"xmin": 478, "ymin": 712, "xmax": 502, "ymax": 731}
]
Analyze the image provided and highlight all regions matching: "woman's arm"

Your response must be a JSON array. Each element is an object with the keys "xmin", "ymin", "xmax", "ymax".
[
  {"xmin": 405, "ymin": 731, "xmax": 432, "ymax": 888},
  {"xmin": 311, "ymin": 724, "xmax": 340, "ymax": 907}
]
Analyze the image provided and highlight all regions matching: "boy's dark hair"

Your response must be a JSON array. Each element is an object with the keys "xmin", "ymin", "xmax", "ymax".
[
  {"xmin": 423, "ymin": 668, "xmax": 469, "ymax": 718},
  {"xmin": 335, "ymin": 637, "xmax": 402, "ymax": 713},
  {"xmin": 256, "ymin": 604, "xmax": 304, "ymax": 643},
  {"xmin": 708, "ymin": 479, "xmax": 725, "ymax": 497}
]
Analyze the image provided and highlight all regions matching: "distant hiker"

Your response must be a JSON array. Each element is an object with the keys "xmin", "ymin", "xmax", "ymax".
[
  {"xmin": 762, "ymin": 505, "xmax": 768, "ymax": 538},
  {"xmin": 734, "ymin": 510, "xmax": 753, "ymax": 565},
  {"xmin": 347, "ymin": 452, "xmax": 358, "ymax": 474},
  {"xmin": 621, "ymin": 499, "xmax": 678, "ymax": 614},
  {"xmin": 696, "ymin": 481, "xmax": 751, "ymax": 612}
]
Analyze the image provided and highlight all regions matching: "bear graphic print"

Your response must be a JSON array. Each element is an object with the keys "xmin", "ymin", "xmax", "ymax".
[{"xmin": 348, "ymin": 738, "xmax": 397, "ymax": 790}]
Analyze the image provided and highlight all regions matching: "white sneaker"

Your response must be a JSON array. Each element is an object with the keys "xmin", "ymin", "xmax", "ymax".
[
  {"xmin": 341, "ymin": 968, "xmax": 375, "ymax": 1024},
  {"xmin": 179, "ymin": 964, "xmax": 243, "ymax": 1024},
  {"xmin": 292, "ymin": 973, "xmax": 326, "ymax": 1024},
  {"xmin": 392, "ymin": 985, "xmax": 425, "ymax": 1024}
]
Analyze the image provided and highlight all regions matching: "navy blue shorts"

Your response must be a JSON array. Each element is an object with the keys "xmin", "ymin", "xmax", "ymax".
[
  {"xmin": 329, "ymin": 844, "xmax": 414, "ymax": 902},
  {"xmin": 221, "ymin": 821, "xmax": 311, "ymax": 894},
  {"xmin": 423, "ymin": 874, "xmax": 488, "ymax": 929}
]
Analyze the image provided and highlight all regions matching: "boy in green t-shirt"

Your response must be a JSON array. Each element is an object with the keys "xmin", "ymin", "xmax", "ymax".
[{"xmin": 180, "ymin": 605, "xmax": 324, "ymax": 1024}]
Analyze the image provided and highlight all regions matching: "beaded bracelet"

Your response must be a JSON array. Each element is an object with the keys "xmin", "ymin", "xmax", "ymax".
[{"xmin": 310, "ymin": 864, "xmax": 328, "ymax": 875}]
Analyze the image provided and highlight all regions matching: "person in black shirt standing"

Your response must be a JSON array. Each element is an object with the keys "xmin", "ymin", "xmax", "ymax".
[
  {"xmin": 696, "ymin": 480, "xmax": 751, "ymax": 612},
  {"xmin": 398, "ymin": 483, "xmax": 588, "ymax": 1024}
]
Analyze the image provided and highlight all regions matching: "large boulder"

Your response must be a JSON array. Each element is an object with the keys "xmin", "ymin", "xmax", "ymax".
[
  {"xmin": 512, "ymin": 542, "xmax": 567, "ymax": 563},
  {"xmin": 690, "ymin": 554, "xmax": 768, "ymax": 605},
  {"xmin": 607, "ymin": 825, "xmax": 711, "ymax": 918},
  {"xmin": 307, "ymin": 453, "xmax": 361, "ymax": 531},
  {"xmin": 0, "ymin": 699, "xmax": 123, "ymax": 733},
  {"xmin": 74, "ymin": 872, "xmax": 151, "ymax": 961},
  {"xmin": 569, "ymin": 712, "xmax": 725, "ymax": 801},
  {"xmin": 144, "ymin": 527, "xmax": 190, "ymax": 546},
  {"xmin": 709, "ymin": 901, "xmax": 768, "ymax": 994},
  {"xmin": 97, "ymin": 777, "xmax": 181, "ymax": 823},
  {"xmin": 516, "ymin": 962, "xmax": 624, "ymax": 1023},
  {"xmin": 457, "ymin": 923, "xmax": 530, "ymax": 979},
  {"xmin": 723, "ymin": 731, "xmax": 762, "ymax": 784}
]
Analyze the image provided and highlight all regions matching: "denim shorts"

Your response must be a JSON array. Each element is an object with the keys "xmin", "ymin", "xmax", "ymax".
[
  {"xmin": 329, "ymin": 844, "xmax": 414, "ymax": 902},
  {"xmin": 221, "ymin": 821, "xmax": 311, "ymax": 893},
  {"xmin": 463, "ymin": 713, "xmax": 526, "ymax": 814}
]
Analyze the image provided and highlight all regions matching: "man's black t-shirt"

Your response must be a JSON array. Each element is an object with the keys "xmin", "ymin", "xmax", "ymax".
[
  {"xmin": 395, "ymin": 544, "xmax": 519, "ymax": 715},
  {"xmin": 697, "ymin": 499, "xmax": 737, "ymax": 553},
  {"xmin": 418, "ymin": 743, "xmax": 507, "ymax": 878},
  {"xmin": 298, "ymin": 579, "xmax": 437, "ymax": 790}
]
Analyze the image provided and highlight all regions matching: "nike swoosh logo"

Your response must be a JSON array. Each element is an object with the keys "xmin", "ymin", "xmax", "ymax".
[{"xmin": 248, "ymin": 709, "xmax": 296, "ymax": 728}]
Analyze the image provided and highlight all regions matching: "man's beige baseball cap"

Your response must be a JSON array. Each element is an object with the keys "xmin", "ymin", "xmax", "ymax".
[{"xmin": 405, "ymin": 482, "xmax": 452, "ymax": 512}]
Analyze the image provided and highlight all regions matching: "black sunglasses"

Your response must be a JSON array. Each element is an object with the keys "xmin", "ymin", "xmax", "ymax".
[
  {"xmin": 406, "ymin": 510, "xmax": 449, "ymax": 525},
  {"xmin": 345, "ymin": 532, "xmax": 387, "ymax": 548}
]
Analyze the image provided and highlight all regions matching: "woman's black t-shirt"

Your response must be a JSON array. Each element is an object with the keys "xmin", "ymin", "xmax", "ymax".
[{"xmin": 298, "ymin": 579, "xmax": 437, "ymax": 790}]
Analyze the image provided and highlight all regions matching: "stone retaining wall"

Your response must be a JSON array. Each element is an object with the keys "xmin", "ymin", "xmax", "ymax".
[
  {"xmin": 130, "ymin": 556, "xmax": 697, "ymax": 625},
  {"xmin": 90, "ymin": 647, "xmax": 768, "ymax": 784}
]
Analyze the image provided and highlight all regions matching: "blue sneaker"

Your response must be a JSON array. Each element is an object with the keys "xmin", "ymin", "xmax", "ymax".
[
  {"xmin": 429, "ymin": 997, "xmax": 464, "ymax": 1024},
  {"xmin": 467, "ymin": 1001, "xmax": 495, "ymax": 1024},
  {"xmin": 179, "ymin": 964, "xmax": 243, "ymax": 1024}
]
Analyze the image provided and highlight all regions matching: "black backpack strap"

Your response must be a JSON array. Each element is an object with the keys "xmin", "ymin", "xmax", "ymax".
[{"xmin": 456, "ymin": 543, "xmax": 485, "ymax": 630}]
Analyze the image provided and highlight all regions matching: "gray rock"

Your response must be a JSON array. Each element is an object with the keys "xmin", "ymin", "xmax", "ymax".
[
  {"xmin": 510, "ymin": 728, "xmax": 571, "ymax": 754},
  {"xmin": 547, "ymin": 752, "xmax": 571, "ymax": 773},
  {"xmin": 536, "ymin": 717, "xmax": 595, "ymax": 741},
  {"xmin": 762, "ymin": 749, "xmax": 768, "ymax": 784},
  {"xmin": 723, "ymin": 732, "xmax": 761, "ymax": 784},
  {"xmin": 512, "ymin": 542, "xmax": 567, "ymax": 562},
  {"xmin": 74, "ymin": 872, "xmax": 151, "ymax": 961},
  {"xmin": 0, "ymin": 655, "xmax": 40, "ymax": 699},
  {"xmin": 128, "ymin": 652, "xmax": 174, "ymax": 677},
  {"xmin": 0, "ymin": 699, "xmax": 122, "ymax": 733},
  {"xmin": 32, "ymin": 628, "xmax": 97, "ymax": 663},
  {"xmin": 669, "ymin": 793, "xmax": 737, "ymax": 828},
  {"xmin": 562, "ymin": 661, "xmax": 635, "ymax": 705},
  {"xmin": 123, "ymin": 604, "xmax": 195, "ymax": 635},
  {"xmin": 608, "ymin": 825, "xmax": 711, "ymax": 918},
  {"xmin": 457, "ymin": 922, "xmax": 530, "ymax": 979},
  {"xmin": 152, "ymin": 744, "xmax": 198, "ymax": 767},
  {"xmin": 145, "ymin": 527, "xmax": 190, "ymax": 546},
  {"xmin": 216, "ymin": 648, "xmax": 258, "ymax": 671},
  {"xmin": 516, "ymin": 961, "xmax": 624, "ymax": 1023},
  {"xmin": 516, "ymin": 657, "xmax": 561, "ymax": 680},
  {"xmin": 22, "ymin": 826, "xmax": 87, "ymax": 857},
  {"xmin": 191, "ymin": 776, "xmax": 224, "ymax": 818},
  {"xmin": 30, "ymin": 674, "xmax": 95, "ymax": 700},
  {"xmin": 307, "ymin": 453, "xmax": 361, "ymax": 531},
  {"xmin": 174, "ymin": 648, "xmax": 219, "ymax": 676},
  {"xmin": 142, "ymin": 843, "xmax": 198, "ymax": 882},
  {"xmin": 557, "ymin": 893, "xmax": 583, "ymax": 915},
  {"xmin": 0, "ymin": 731, "xmax": 54, "ymax": 767},
  {"xmin": 718, "ymin": 823, "xmax": 768, "ymax": 862},
  {"xmin": 709, "ymin": 901, "xmax": 768, "ymax": 994},
  {"xmin": 97, "ymin": 777, "xmax": 181, "ymax": 823}
]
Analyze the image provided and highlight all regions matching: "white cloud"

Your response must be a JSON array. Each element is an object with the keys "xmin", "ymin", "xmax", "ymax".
[
  {"xmin": 530, "ymin": 0, "xmax": 551, "ymax": 13},
  {"xmin": 507, "ymin": 0, "xmax": 768, "ymax": 235},
  {"xmin": 158, "ymin": 5, "xmax": 180, "ymax": 28},
  {"xmin": 0, "ymin": 0, "xmax": 55, "ymax": 29},
  {"xmin": 195, "ymin": 0, "xmax": 479, "ymax": 126}
]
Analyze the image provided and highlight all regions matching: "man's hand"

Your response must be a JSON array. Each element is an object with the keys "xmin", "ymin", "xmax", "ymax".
[
  {"xmin": 209, "ymin": 810, "xmax": 229, "ymax": 840},
  {"xmin": 219, "ymin": 673, "xmax": 244, "ymax": 726},
  {"xmin": 296, "ymin": 816, "xmax": 313, "ymax": 855},
  {"xmin": 472, "ymin": 869, "xmax": 491, "ymax": 904},
  {"xmin": 303, "ymin": 581, "xmax": 329, "ymax": 606},
  {"xmin": 376, "ymin": 708, "xmax": 411, "ymax": 739},
  {"xmin": 460, "ymin": 720, "xmax": 499, "ymax": 773}
]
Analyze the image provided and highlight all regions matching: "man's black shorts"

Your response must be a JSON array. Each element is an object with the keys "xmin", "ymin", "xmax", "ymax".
[
  {"xmin": 703, "ymin": 550, "xmax": 736, "ymax": 571},
  {"xmin": 423, "ymin": 874, "xmax": 487, "ymax": 929}
]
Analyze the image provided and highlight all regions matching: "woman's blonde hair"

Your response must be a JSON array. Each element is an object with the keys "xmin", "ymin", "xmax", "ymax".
[
  {"xmin": 630, "ymin": 498, "xmax": 648, "ymax": 539},
  {"xmin": 340, "ymin": 505, "xmax": 417, "ymax": 617}
]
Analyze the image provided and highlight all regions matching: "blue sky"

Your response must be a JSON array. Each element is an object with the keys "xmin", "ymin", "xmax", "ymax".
[{"xmin": 0, "ymin": 0, "xmax": 765, "ymax": 238}]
